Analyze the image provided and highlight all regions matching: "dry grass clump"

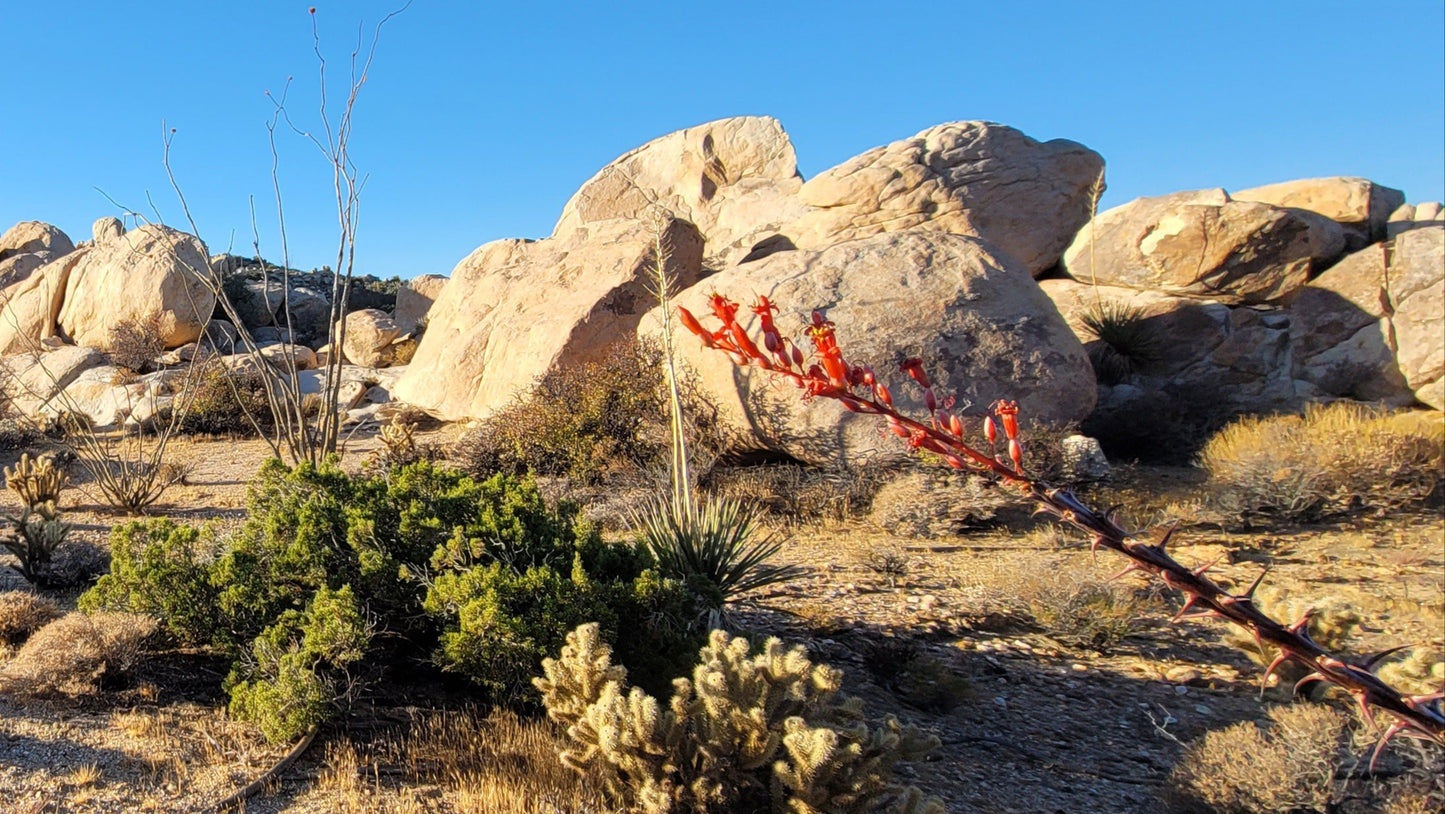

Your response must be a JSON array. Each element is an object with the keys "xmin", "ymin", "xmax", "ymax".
[
  {"xmin": 1200, "ymin": 404, "xmax": 1444, "ymax": 522},
  {"xmin": 868, "ymin": 471, "xmax": 1011, "ymax": 538},
  {"xmin": 0, "ymin": 611, "xmax": 156, "ymax": 699},
  {"xmin": 312, "ymin": 709, "xmax": 616, "ymax": 814},
  {"xmin": 1168, "ymin": 702, "xmax": 1347, "ymax": 814},
  {"xmin": 975, "ymin": 555, "xmax": 1151, "ymax": 650},
  {"xmin": 0, "ymin": 590, "xmax": 61, "ymax": 646},
  {"xmin": 706, "ymin": 461, "xmax": 890, "ymax": 527}
]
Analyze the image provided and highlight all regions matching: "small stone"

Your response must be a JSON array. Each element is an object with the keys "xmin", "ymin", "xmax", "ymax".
[
  {"xmin": 993, "ymin": 696, "xmax": 1008, "ymax": 708},
  {"xmin": 1071, "ymin": 663, "xmax": 1088, "ymax": 672},
  {"xmin": 1194, "ymin": 704, "xmax": 1213, "ymax": 716},
  {"xmin": 1165, "ymin": 666, "xmax": 1203, "ymax": 685},
  {"xmin": 1174, "ymin": 685, "xmax": 1189, "ymax": 695}
]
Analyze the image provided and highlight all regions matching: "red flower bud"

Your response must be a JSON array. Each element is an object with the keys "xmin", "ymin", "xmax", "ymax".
[
  {"xmin": 984, "ymin": 416, "xmax": 997, "ymax": 446},
  {"xmin": 900, "ymin": 357, "xmax": 931, "ymax": 389},
  {"xmin": 949, "ymin": 414, "xmax": 963, "ymax": 438},
  {"xmin": 677, "ymin": 306, "xmax": 708, "ymax": 337},
  {"xmin": 1008, "ymin": 439, "xmax": 1024, "ymax": 470},
  {"xmin": 875, "ymin": 383, "xmax": 893, "ymax": 407},
  {"xmin": 924, "ymin": 389, "xmax": 937, "ymax": 413}
]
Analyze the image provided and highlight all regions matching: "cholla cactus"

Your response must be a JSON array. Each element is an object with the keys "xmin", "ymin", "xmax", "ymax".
[
  {"xmin": 5, "ymin": 453, "xmax": 66, "ymax": 508},
  {"xmin": 679, "ymin": 294, "xmax": 1445, "ymax": 761},
  {"xmin": 536, "ymin": 623, "xmax": 943, "ymax": 814},
  {"xmin": 1, "ymin": 501, "xmax": 71, "ymax": 585},
  {"xmin": 371, "ymin": 416, "xmax": 420, "ymax": 469}
]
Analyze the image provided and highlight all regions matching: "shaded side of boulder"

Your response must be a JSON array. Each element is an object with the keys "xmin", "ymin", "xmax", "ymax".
[
  {"xmin": 58, "ymin": 224, "xmax": 216, "ymax": 349},
  {"xmin": 393, "ymin": 274, "xmax": 448, "ymax": 333},
  {"xmin": 0, "ymin": 250, "xmax": 89, "ymax": 356},
  {"xmin": 395, "ymin": 217, "xmax": 707, "ymax": 421},
  {"xmin": 652, "ymin": 231, "xmax": 1095, "ymax": 466}
]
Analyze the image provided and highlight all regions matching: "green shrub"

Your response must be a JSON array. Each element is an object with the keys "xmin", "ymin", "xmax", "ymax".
[
  {"xmin": 82, "ymin": 459, "xmax": 700, "ymax": 741},
  {"xmin": 1200, "ymin": 404, "xmax": 1444, "ymax": 522},
  {"xmin": 226, "ymin": 585, "xmax": 370, "ymax": 743},
  {"xmin": 79, "ymin": 519, "xmax": 218, "ymax": 645},
  {"xmin": 174, "ymin": 358, "xmax": 274, "ymax": 437},
  {"xmin": 452, "ymin": 339, "xmax": 718, "ymax": 486}
]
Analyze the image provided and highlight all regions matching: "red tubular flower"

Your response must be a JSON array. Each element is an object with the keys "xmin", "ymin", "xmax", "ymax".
[
  {"xmin": 677, "ymin": 306, "xmax": 708, "ymax": 338},
  {"xmin": 709, "ymin": 293, "xmax": 740, "ymax": 324},
  {"xmin": 992, "ymin": 400, "xmax": 1020, "ymax": 440},
  {"xmin": 900, "ymin": 357, "xmax": 931, "ymax": 389},
  {"xmin": 809, "ymin": 323, "xmax": 849, "ymax": 387}
]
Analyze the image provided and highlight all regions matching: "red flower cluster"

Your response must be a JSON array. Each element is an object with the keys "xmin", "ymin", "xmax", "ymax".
[
  {"xmin": 678, "ymin": 294, "xmax": 1445, "ymax": 758},
  {"xmin": 678, "ymin": 295, "xmax": 1029, "ymax": 481}
]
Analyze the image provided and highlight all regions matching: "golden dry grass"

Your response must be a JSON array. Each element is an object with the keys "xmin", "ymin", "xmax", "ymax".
[
  {"xmin": 1200, "ymin": 404, "xmax": 1444, "ymax": 520},
  {"xmin": 0, "ymin": 611, "xmax": 156, "ymax": 698}
]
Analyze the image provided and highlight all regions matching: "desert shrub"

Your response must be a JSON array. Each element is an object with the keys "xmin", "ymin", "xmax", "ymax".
[
  {"xmin": 174, "ymin": 357, "xmax": 273, "ymax": 437},
  {"xmin": 107, "ymin": 312, "xmax": 167, "ymax": 373},
  {"xmin": 1168, "ymin": 702, "xmax": 1347, "ymax": 814},
  {"xmin": 79, "ymin": 519, "xmax": 219, "ymax": 645},
  {"xmin": 0, "ymin": 591, "xmax": 61, "ymax": 646},
  {"xmin": 1375, "ymin": 646, "xmax": 1445, "ymax": 698},
  {"xmin": 1, "ymin": 501, "xmax": 72, "ymax": 586},
  {"xmin": 0, "ymin": 418, "xmax": 42, "ymax": 451},
  {"xmin": 1080, "ymin": 301, "xmax": 1160, "ymax": 385},
  {"xmin": 227, "ymin": 585, "xmax": 370, "ymax": 743},
  {"xmin": 983, "ymin": 556, "xmax": 1150, "ymax": 650},
  {"xmin": 452, "ymin": 339, "xmax": 719, "ymax": 486},
  {"xmin": 0, "ymin": 611, "xmax": 156, "ymax": 698},
  {"xmin": 536, "ymin": 622, "xmax": 944, "ymax": 814},
  {"xmin": 1199, "ymin": 403, "xmax": 1444, "ymax": 521},
  {"xmin": 82, "ymin": 459, "xmax": 698, "ymax": 740}
]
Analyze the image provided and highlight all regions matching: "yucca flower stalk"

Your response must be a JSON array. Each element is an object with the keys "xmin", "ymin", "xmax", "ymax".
[
  {"xmin": 633, "ymin": 224, "xmax": 802, "ymax": 615},
  {"xmin": 679, "ymin": 293, "xmax": 1445, "ymax": 762}
]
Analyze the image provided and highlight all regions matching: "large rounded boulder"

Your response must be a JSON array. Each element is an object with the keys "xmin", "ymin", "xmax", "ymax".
[
  {"xmin": 653, "ymin": 231, "xmax": 1096, "ymax": 466},
  {"xmin": 58, "ymin": 224, "xmax": 216, "ymax": 349},
  {"xmin": 553, "ymin": 116, "xmax": 807, "ymax": 269},
  {"xmin": 0, "ymin": 221, "xmax": 73, "ymax": 262},
  {"xmin": 782, "ymin": 121, "xmax": 1104, "ymax": 276},
  {"xmin": 1233, "ymin": 176, "xmax": 1404, "ymax": 250},
  {"xmin": 1061, "ymin": 189, "xmax": 1346, "ymax": 304},
  {"xmin": 395, "ymin": 217, "xmax": 706, "ymax": 421}
]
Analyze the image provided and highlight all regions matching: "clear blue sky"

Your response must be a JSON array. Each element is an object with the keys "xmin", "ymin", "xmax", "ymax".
[{"xmin": 3, "ymin": 1, "xmax": 1441, "ymax": 280}]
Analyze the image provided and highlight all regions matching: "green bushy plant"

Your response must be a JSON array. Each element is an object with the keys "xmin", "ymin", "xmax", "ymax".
[
  {"xmin": 79, "ymin": 519, "xmax": 218, "ymax": 644},
  {"xmin": 1080, "ymin": 300, "xmax": 1159, "ymax": 385},
  {"xmin": 82, "ymin": 458, "xmax": 699, "ymax": 741}
]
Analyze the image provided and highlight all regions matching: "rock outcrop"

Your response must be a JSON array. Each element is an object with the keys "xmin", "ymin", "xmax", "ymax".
[
  {"xmin": 0, "ymin": 221, "xmax": 73, "ymax": 262},
  {"xmin": 91, "ymin": 217, "xmax": 125, "ymax": 244},
  {"xmin": 784, "ymin": 121, "xmax": 1104, "ymax": 276},
  {"xmin": 394, "ymin": 274, "xmax": 448, "ymax": 333},
  {"xmin": 1233, "ymin": 176, "xmax": 1404, "ymax": 250},
  {"xmin": 1388, "ymin": 226, "xmax": 1444, "ymax": 409},
  {"xmin": 0, "ymin": 251, "xmax": 89, "ymax": 356},
  {"xmin": 396, "ymin": 217, "xmax": 706, "ymax": 421},
  {"xmin": 655, "ymin": 231, "xmax": 1096, "ymax": 466},
  {"xmin": 1061, "ymin": 189, "xmax": 1346, "ymax": 304},
  {"xmin": 554, "ymin": 116, "xmax": 806, "ymax": 269},
  {"xmin": 340, "ymin": 309, "xmax": 402, "ymax": 368},
  {"xmin": 58, "ymin": 224, "xmax": 216, "ymax": 349}
]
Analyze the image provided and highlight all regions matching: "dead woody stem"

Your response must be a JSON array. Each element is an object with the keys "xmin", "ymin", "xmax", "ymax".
[{"xmin": 679, "ymin": 293, "xmax": 1445, "ymax": 763}]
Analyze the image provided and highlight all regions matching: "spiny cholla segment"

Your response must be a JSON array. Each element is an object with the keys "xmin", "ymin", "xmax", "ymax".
[{"xmin": 679, "ymin": 294, "xmax": 1445, "ymax": 760}]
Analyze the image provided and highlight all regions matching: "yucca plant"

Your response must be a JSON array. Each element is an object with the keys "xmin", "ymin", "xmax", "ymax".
[
  {"xmin": 1080, "ymin": 300, "xmax": 1159, "ymax": 384},
  {"xmin": 633, "ymin": 207, "xmax": 801, "ymax": 615},
  {"xmin": 633, "ymin": 493, "xmax": 802, "ymax": 610}
]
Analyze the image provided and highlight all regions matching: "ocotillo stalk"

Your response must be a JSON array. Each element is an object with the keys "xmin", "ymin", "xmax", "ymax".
[{"xmin": 679, "ymin": 294, "xmax": 1445, "ymax": 761}]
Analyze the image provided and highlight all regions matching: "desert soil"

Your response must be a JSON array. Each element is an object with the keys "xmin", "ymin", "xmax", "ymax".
[{"xmin": 0, "ymin": 429, "xmax": 1440, "ymax": 813}]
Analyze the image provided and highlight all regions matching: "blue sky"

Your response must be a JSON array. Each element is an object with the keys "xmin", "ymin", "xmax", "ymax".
[{"xmin": 3, "ymin": 1, "xmax": 1441, "ymax": 279}]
